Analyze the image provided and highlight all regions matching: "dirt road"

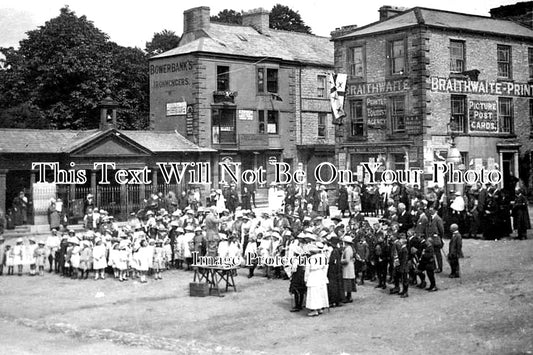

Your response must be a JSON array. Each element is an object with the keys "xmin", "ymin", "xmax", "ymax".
[{"xmin": 0, "ymin": 238, "xmax": 532, "ymax": 354}]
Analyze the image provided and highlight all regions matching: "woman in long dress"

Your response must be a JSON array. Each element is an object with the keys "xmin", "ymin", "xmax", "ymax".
[
  {"xmin": 48, "ymin": 200, "xmax": 61, "ymax": 231},
  {"xmin": 305, "ymin": 242, "xmax": 329, "ymax": 317}
]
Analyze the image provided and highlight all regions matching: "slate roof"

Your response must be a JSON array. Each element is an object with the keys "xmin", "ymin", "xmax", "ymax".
[
  {"xmin": 121, "ymin": 131, "xmax": 215, "ymax": 153},
  {"xmin": 152, "ymin": 23, "xmax": 334, "ymax": 67},
  {"xmin": 336, "ymin": 7, "xmax": 533, "ymax": 40},
  {"xmin": 0, "ymin": 128, "xmax": 214, "ymax": 154},
  {"xmin": 0, "ymin": 129, "xmax": 97, "ymax": 153}
]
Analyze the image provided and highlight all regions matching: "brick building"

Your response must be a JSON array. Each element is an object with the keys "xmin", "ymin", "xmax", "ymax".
[
  {"xmin": 149, "ymin": 7, "xmax": 334, "ymax": 192},
  {"xmin": 332, "ymin": 6, "xmax": 533, "ymax": 191}
]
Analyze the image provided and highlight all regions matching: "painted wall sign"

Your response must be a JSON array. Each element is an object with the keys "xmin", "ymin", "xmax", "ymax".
[
  {"xmin": 166, "ymin": 102, "xmax": 187, "ymax": 116},
  {"xmin": 150, "ymin": 60, "xmax": 194, "ymax": 75},
  {"xmin": 346, "ymin": 79, "xmax": 410, "ymax": 97},
  {"xmin": 366, "ymin": 97, "xmax": 387, "ymax": 128},
  {"xmin": 430, "ymin": 77, "xmax": 533, "ymax": 97},
  {"xmin": 468, "ymin": 100, "xmax": 498, "ymax": 132}
]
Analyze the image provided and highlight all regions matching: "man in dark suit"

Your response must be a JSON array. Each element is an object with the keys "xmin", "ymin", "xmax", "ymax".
[
  {"xmin": 397, "ymin": 203, "xmax": 412, "ymax": 234},
  {"xmin": 305, "ymin": 183, "xmax": 320, "ymax": 213},
  {"xmin": 477, "ymin": 183, "xmax": 488, "ymax": 235},
  {"xmin": 398, "ymin": 234, "xmax": 410, "ymax": 298},
  {"xmin": 448, "ymin": 223, "xmax": 463, "ymax": 278},
  {"xmin": 426, "ymin": 207, "xmax": 444, "ymax": 273},
  {"xmin": 414, "ymin": 203, "xmax": 429, "ymax": 238}
]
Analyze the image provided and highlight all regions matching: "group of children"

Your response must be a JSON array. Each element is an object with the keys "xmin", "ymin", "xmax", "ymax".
[
  {"xmin": 0, "ymin": 236, "xmax": 47, "ymax": 276},
  {"xmin": 0, "ymin": 228, "xmax": 173, "ymax": 283}
]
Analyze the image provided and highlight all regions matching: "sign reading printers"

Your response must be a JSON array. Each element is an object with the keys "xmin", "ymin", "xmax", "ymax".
[{"xmin": 469, "ymin": 100, "xmax": 497, "ymax": 132}]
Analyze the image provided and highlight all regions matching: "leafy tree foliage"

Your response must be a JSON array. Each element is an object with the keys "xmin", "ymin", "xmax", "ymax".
[
  {"xmin": 0, "ymin": 6, "xmax": 149, "ymax": 130},
  {"xmin": 210, "ymin": 9, "xmax": 242, "ymax": 25},
  {"xmin": 209, "ymin": 5, "xmax": 312, "ymax": 34},
  {"xmin": 269, "ymin": 4, "xmax": 312, "ymax": 34},
  {"xmin": 145, "ymin": 30, "xmax": 180, "ymax": 56}
]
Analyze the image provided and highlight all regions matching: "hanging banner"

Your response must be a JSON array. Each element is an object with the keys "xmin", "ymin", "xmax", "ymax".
[{"xmin": 328, "ymin": 73, "xmax": 347, "ymax": 124}]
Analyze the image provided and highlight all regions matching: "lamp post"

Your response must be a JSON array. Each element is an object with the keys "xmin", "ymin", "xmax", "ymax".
[{"xmin": 447, "ymin": 121, "xmax": 464, "ymax": 195}]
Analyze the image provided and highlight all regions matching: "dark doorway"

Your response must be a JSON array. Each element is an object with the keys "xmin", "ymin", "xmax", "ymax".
[{"xmin": 6, "ymin": 170, "xmax": 32, "ymax": 225}]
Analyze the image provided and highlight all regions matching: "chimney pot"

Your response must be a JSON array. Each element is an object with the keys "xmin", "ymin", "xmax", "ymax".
[
  {"xmin": 379, "ymin": 5, "xmax": 407, "ymax": 21},
  {"xmin": 242, "ymin": 8, "xmax": 270, "ymax": 33}
]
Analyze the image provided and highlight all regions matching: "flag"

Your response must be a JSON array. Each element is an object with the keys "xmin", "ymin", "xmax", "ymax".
[{"xmin": 328, "ymin": 73, "xmax": 347, "ymax": 124}]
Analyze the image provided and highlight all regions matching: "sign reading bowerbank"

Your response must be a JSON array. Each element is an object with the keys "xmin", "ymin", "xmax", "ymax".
[{"xmin": 430, "ymin": 77, "xmax": 533, "ymax": 97}]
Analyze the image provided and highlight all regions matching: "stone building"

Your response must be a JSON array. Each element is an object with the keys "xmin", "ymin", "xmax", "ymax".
[
  {"xmin": 332, "ymin": 6, "xmax": 533, "ymax": 191},
  {"xmin": 149, "ymin": 7, "xmax": 335, "ymax": 191},
  {"xmin": 0, "ymin": 95, "xmax": 213, "ymax": 228}
]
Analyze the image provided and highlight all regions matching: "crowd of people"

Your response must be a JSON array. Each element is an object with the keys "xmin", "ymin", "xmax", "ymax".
[{"xmin": 0, "ymin": 180, "xmax": 529, "ymax": 318}]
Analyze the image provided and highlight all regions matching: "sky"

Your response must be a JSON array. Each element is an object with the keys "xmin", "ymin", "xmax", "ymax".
[{"xmin": 0, "ymin": 0, "xmax": 524, "ymax": 49}]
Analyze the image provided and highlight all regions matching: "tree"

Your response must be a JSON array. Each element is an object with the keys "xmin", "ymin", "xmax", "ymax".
[
  {"xmin": 269, "ymin": 4, "xmax": 312, "ymax": 34},
  {"xmin": 209, "ymin": 5, "xmax": 312, "ymax": 34},
  {"xmin": 210, "ymin": 9, "xmax": 242, "ymax": 25},
  {"xmin": 110, "ymin": 44, "xmax": 149, "ymax": 129},
  {"xmin": 145, "ymin": 30, "xmax": 180, "ymax": 56},
  {"xmin": 0, "ymin": 6, "xmax": 149, "ymax": 130}
]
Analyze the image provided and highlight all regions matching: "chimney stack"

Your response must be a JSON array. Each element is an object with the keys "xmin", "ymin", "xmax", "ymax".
[
  {"xmin": 242, "ymin": 8, "xmax": 270, "ymax": 33},
  {"xmin": 183, "ymin": 6, "xmax": 210, "ymax": 34},
  {"xmin": 379, "ymin": 5, "xmax": 407, "ymax": 21},
  {"xmin": 331, "ymin": 25, "xmax": 358, "ymax": 39}
]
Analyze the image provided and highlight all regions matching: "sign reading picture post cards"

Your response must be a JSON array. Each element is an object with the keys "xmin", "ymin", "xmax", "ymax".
[{"xmin": 468, "ymin": 100, "xmax": 498, "ymax": 132}]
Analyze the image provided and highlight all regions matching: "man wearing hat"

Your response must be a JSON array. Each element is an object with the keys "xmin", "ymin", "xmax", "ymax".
[
  {"xmin": 448, "ymin": 223, "xmax": 463, "ymax": 278},
  {"xmin": 244, "ymin": 232, "xmax": 259, "ymax": 278},
  {"xmin": 45, "ymin": 229, "xmax": 61, "ymax": 273},
  {"xmin": 288, "ymin": 233, "xmax": 307, "ymax": 311},
  {"xmin": 84, "ymin": 194, "xmax": 95, "ymax": 215},
  {"xmin": 304, "ymin": 183, "xmax": 319, "ymax": 213},
  {"xmin": 58, "ymin": 233, "xmax": 69, "ymax": 276},
  {"xmin": 426, "ymin": 207, "xmax": 444, "ymax": 273},
  {"xmin": 205, "ymin": 207, "xmax": 220, "ymax": 257},
  {"xmin": 84, "ymin": 208, "xmax": 95, "ymax": 231},
  {"xmin": 341, "ymin": 236, "xmax": 356, "ymax": 303},
  {"xmin": 326, "ymin": 235, "xmax": 344, "ymax": 307}
]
